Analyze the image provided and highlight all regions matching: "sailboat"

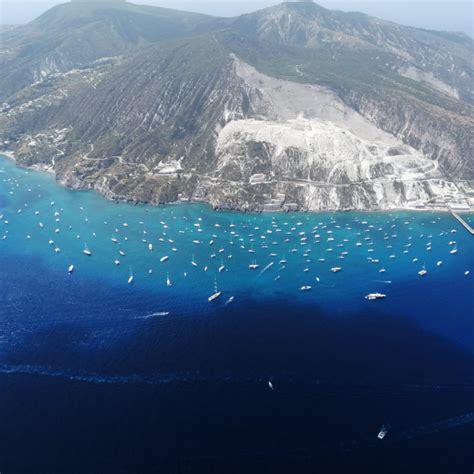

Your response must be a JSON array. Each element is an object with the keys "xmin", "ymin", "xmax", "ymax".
[
  {"xmin": 208, "ymin": 277, "xmax": 222, "ymax": 302},
  {"xmin": 418, "ymin": 264, "xmax": 427, "ymax": 276},
  {"xmin": 68, "ymin": 264, "xmax": 74, "ymax": 274},
  {"xmin": 248, "ymin": 260, "xmax": 259, "ymax": 270},
  {"xmin": 166, "ymin": 272, "xmax": 172, "ymax": 287}
]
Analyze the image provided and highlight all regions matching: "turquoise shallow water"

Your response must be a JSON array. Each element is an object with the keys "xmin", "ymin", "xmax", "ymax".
[
  {"xmin": 0, "ymin": 154, "xmax": 473, "ymax": 473},
  {"xmin": 1, "ymin": 154, "xmax": 473, "ymax": 349}
]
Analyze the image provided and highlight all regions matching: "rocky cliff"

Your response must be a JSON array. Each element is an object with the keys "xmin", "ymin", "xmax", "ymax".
[{"xmin": 1, "ymin": 1, "xmax": 472, "ymax": 211}]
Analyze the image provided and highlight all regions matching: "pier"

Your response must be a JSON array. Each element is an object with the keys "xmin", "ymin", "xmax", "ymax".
[{"xmin": 450, "ymin": 210, "xmax": 474, "ymax": 235}]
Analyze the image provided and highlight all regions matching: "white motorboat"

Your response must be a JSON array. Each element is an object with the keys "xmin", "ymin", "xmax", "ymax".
[
  {"xmin": 365, "ymin": 293, "xmax": 386, "ymax": 300},
  {"xmin": 418, "ymin": 265, "xmax": 427, "ymax": 276},
  {"xmin": 377, "ymin": 425, "xmax": 388, "ymax": 440},
  {"xmin": 208, "ymin": 278, "xmax": 222, "ymax": 302}
]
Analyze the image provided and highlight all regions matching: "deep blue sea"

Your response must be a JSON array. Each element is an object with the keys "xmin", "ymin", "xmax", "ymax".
[{"xmin": 0, "ymin": 154, "xmax": 473, "ymax": 473}]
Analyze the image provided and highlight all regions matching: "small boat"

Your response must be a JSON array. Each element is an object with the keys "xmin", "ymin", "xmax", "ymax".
[
  {"xmin": 166, "ymin": 272, "xmax": 172, "ymax": 287},
  {"xmin": 377, "ymin": 425, "xmax": 388, "ymax": 440},
  {"xmin": 218, "ymin": 259, "xmax": 225, "ymax": 273},
  {"xmin": 437, "ymin": 261, "xmax": 443, "ymax": 267},
  {"xmin": 114, "ymin": 260, "xmax": 120, "ymax": 266},
  {"xmin": 449, "ymin": 245, "xmax": 458, "ymax": 255},
  {"xmin": 208, "ymin": 278, "xmax": 222, "ymax": 302},
  {"xmin": 418, "ymin": 265, "xmax": 427, "ymax": 276},
  {"xmin": 148, "ymin": 243, "xmax": 153, "ymax": 251},
  {"xmin": 191, "ymin": 255, "xmax": 198, "ymax": 267},
  {"xmin": 160, "ymin": 256, "xmax": 169, "ymax": 263},
  {"xmin": 249, "ymin": 261, "xmax": 260, "ymax": 270},
  {"xmin": 111, "ymin": 237, "xmax": 118, "ymax": 243},
  {"xmin": 68, "ymin": 265, "xmax": 74, "ymax": 274},
  {"xmin": 365, "ymin": 293, "xmax": 386, "ymax": 300},
  {"xmin": 83, "ymin": 244, "xmax": 92, "ymax": 256},
  {"xmin": 330, "ymin": 267, "xmax": 342, "ymax": 273},
  {"xmin": 128, "ymin": 267, "xmax": 134, "ymax": 284},
  {"xmin": 300, "ymin": 285, "xmax": 312, "ymax": 291},
  {"xmin": 268, "ymin": 381, "xmax": 274, "ymax": 390},
  {"xmin": 119, "ymin": 250, "xmax": 126, "ymax": 256}
]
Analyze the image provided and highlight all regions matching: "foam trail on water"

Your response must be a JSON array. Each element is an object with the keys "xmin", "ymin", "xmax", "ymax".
[{"xmin": 258, "ymin": 261, "xmax": 274, "ymax": 278}]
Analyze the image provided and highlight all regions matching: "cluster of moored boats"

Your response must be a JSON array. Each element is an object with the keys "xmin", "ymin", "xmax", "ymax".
[{"xmin": 1, "ymin": 170, "xmax": 472, "ymax": 304}]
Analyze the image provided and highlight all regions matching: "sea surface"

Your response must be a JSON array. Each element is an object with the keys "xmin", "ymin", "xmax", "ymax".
[{"xmin": 0, "ymin": 154, "xmax": 473, "ymax": 473}]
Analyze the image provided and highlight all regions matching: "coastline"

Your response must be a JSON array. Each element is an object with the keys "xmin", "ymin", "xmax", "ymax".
[
  {"xmin": 0, "ymin": 150, "xmax": 56, "ymax": 176},
  {"xmin": 1, "ymin": 150, "xmax": 15, "ymax": 161},
  {"xmin": 0, "ymin": 152, "xmax": 470, "ymax": 215}
]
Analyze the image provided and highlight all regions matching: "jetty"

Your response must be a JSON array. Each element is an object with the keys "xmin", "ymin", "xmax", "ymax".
[{"xmin": 450, "ymin": 210, "xmax": 474, "ymax": 235}]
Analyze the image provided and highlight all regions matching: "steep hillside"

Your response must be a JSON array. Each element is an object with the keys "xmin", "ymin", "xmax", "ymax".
[
  {"xmin": 231, "ymin": 1, "xmax": 472, "ymax": 103},
  {"xmin": 0, "ymin": 0, "xmax": 223, "ymax": 100},
  {"xmin": 1, "ymin": 1, "xmax": 472, "ymax": 211}
]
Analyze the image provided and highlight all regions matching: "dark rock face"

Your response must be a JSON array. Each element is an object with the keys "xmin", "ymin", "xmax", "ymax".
[{"xmin": 0, "ymin": 1, "xmax": 472, "ymax": 211}]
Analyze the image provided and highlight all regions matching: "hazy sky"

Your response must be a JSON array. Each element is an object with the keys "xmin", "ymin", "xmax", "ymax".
[{"xmin": 0, "ymin": 0, "xmax": 472, "ymax": 36}]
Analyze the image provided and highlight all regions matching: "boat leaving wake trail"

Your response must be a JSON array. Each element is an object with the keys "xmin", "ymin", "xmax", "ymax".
[
  {"xmin": 258, "ymin": 262, "xmax": 274, "ymax": 277},
  {"xmin": 135, "ymin": 311, "xmax": 170, "ymax": 319}
]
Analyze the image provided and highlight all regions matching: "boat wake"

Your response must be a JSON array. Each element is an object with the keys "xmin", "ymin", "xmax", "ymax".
[
  {"xmin": 135, "ymin": 311, "xmax": 170, "ymax": 319},
  {"xmin": 258, "ymin": 261, "xmax": 274, "ymax": 277}
]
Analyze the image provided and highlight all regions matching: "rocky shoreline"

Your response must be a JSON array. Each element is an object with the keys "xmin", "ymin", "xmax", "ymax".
[{"xmin": 2, "ymin": 150, "xmax": 472, "ymax": 214}]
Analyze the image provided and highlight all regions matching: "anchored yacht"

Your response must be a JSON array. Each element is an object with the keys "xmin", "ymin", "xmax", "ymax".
[
  {"xmin": 365, "ymin": 293, "xmax": 386, "ymax": 300},
  {"xmin": 418, "ymin": 265, "xmax": 428, "ymax": 276},
  {"xmin": 208, "ymin": 278, "xmax": 222, "ymax": 302}
]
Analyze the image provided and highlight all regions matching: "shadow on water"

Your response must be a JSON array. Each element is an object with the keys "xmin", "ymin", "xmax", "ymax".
[{"xmin": 0, "ymin": 292, "xmax": 473, "ymax": 473}]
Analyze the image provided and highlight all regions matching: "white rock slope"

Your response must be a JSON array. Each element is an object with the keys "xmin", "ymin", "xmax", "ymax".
[{"xmin": 212, "ymin": 58, "xmax": 471, "ymax": 211}]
